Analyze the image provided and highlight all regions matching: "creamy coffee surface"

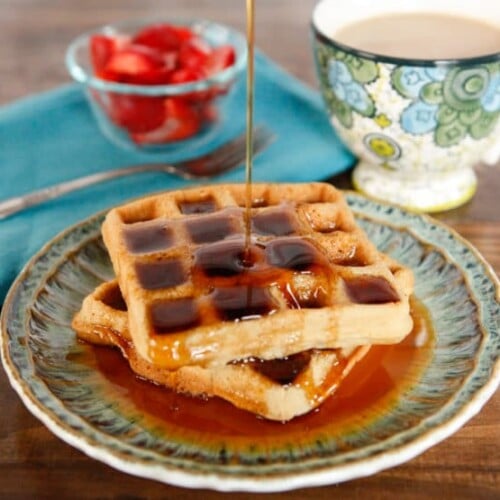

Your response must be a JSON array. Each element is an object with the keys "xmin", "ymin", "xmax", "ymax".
[{"xmin": 333, "ymin": 13, "xmax": 500, "ymax": 59}]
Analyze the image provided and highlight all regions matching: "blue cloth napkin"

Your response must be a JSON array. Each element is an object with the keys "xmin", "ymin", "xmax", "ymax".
[{"xmin": 0, "ymin": 53, "xmax": 354, "ymax": 303}]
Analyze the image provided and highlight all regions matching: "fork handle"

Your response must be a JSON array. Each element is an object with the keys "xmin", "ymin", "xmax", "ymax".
[{"xmin": 0, "ymin": 164, "xmax": 167, "ymax": 220}]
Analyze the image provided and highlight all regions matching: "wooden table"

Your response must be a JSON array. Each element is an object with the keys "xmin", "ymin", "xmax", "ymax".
[{"xmin": 1, "ymin": 1, "xmax": 498, "ymax": 498}]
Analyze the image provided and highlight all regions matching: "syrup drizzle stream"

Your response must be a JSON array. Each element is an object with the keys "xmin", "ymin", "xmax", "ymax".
[{"xmin": 244, "ymin": 0, "xmax": 255, "ymax": 264}]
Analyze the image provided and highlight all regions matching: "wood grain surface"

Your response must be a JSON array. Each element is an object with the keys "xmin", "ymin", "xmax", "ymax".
[{"xmin": 0, "ymin": 1, "xmax": 498, "ymax": 498}]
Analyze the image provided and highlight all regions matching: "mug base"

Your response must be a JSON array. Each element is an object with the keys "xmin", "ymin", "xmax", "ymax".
[{"xmin": 352, "ymin": 162, "xmax": 477, "ymax": 213}]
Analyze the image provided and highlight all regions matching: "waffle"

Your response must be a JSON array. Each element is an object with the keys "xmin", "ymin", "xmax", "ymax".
[
  {"xmin": 101, "ymin": 183, "xmax": 413, "ymax": 369},
  {"xmin": 72, "ymin": 280, "xmax": 370, "ymax": 421}
]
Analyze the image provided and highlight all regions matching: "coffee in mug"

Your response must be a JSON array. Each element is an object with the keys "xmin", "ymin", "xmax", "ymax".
[{"xmin": 333, "ymin": 13, "xmax": 500, "ymax": 60}]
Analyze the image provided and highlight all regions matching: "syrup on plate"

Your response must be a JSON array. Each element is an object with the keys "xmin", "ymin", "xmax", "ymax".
[{"xmin": 82, "ymin": 298, "xmax": 433, "ymax": 449}]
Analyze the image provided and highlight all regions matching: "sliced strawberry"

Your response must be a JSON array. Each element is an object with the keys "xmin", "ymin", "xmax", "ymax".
[
  {"xmin": 132, "ymin": 23, "xmax": 194, "ymax": 53},
  {"xmin": 178, "ymin": 38, "xmax": 212, "ymax": 70},
  {"xmin": 169, "ymin": 67, "xmax": 205, "ymax": 85},
  {"xmin": 132, "ymin": 98, "xmax": 201, "ymax": 144},
  {"xmin": 164, "ymin": 97, "xmax": 202, "ymax": 140},
  {"xmin": 103, "ymin": 45, "xmax": 172, "ymax": 84},
  {"xmin": 205, "ymin": 45, "xmax": 236, "ymax": 76},
  {"xmin": 170, "ymin": 68, "xmax": 213, "ymax": 103},
  {"xmin": 90, "ymin": 35, "xmax": 116, "ymax": 73},
  {"xmin": 168, "ymin": 67, "xmax": 210, "ymax": 100},
  {"xmin": 107, "ymin": 94, "xmax": 166, "ymax": 133},
  {"xmin": 90, "ymin": 34, "xmax": 132, "ymax": 74}
]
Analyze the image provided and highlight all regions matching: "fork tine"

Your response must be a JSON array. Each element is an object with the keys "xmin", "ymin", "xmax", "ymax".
[
  {"xmin": 201, "ymin": 126, "xmax": 268, "ymax": 169},
  {"xmin": 201, "ymin": 136, "xmax": 247, "ymax": 165},
  {"xmin": 166, "ymin": 131, "xmax": 248, "ymax": 180},
  {"xmin": 191, "ymin": 127, "xmax": 257, "ymax": 166},
  {"xmin": 210, "ymin": 131, "xmax": 271, "ymax": 172},
  {"xmin": 207, "ymin": 125, "xmax": 271, "ymax": 162},
  {"xmin": 207, "ymin": 127, "xmax": 275, "ymax": 173},
  {"xmin": 195, "ymin": 137, "xmax": 248, "ymax": 171},
  {"xmin": 191, "ymin": 127, "xmax": 268, "ymax": 166},
  {"xmin": 179, "ymin": 126, "xmax": 275, "ymax": 179}
]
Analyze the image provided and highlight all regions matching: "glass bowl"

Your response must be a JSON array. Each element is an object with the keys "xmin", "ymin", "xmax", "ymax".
[{"xmin": 65, "ymin": 18, "xmax": 247, "ymax": 152}]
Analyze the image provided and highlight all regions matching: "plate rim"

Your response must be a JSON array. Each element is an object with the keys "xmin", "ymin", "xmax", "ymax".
[{"xmin": 1, "ymin": 190, "xmax": 499, "ymax": 492}]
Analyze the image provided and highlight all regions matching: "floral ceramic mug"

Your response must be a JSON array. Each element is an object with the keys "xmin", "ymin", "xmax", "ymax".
[{"xmin": 311, "ymin": 0, "xmax": 500, "ymax": 212}]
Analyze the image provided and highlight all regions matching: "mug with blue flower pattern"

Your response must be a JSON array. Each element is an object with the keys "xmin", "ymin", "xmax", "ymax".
[{"xmin": 312, "ymin": 0, "xmax": 500, "ymax": 212}]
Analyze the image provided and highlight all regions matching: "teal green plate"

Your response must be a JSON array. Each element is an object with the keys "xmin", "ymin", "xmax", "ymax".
[{"xmin": 1, "ymin": 192, "xmax": 498, "ymax": 491}]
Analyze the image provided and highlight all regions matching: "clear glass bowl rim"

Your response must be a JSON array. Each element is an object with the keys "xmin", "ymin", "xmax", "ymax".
[{"xmin": 65, "ymin": 17, "xmax": 248, "ymax": 96}]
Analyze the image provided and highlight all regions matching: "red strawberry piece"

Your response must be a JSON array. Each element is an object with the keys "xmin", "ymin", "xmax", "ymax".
[
  {"xmin": 178, "ymin": 38, "xmax": 212, "ymax": 70},
  {"xmin": 107, "ymin": 94, "xmax": 166, "ymax": 133},
  {"xmin": 205, "ymin": 45, "xmax": 236, "ymax": 76},
  {"xmin": 132, "ymin": 23, "xmax": 194, "ymax": 53},
  {"xmin": 132, "ymin": 98, "xmax": 201, "ymax": 144},
  {"xmin": 103, "ymin": 45, "xmax": 172, "ymax": 85}
]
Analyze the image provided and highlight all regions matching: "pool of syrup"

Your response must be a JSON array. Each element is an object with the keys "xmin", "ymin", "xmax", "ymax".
[{"xmin": 84, "ymin": 298, "xmax": 433, "ymax": 447}]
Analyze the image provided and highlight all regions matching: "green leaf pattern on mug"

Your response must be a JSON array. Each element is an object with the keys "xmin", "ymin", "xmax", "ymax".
[
  {"xmin": 315, "ymin": 45, "xmax": 378, "ymax": 128},
  {"xmin": 420, "ymin": 82, "xmax": 444, "ymax": 105},
  {"xmin": 393, "ymin": 63, "xmax": 500, "ymax": 147}
]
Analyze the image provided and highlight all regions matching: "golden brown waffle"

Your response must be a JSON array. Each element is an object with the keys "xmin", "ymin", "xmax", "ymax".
[
  {"xmin": 72, "ymin": 280, "xmax": 370, "ymax": 421},
  {"xmin": 102, "ymin": 183, "xmax": 413, "ymax": 369}
]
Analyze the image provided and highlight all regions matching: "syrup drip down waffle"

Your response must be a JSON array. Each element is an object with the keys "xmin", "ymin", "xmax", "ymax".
[
  {"xmin": 73, "ymin": 280, "xmax": 371, "ymax": 421},
  {"xmin": 100, "ymin": 183, "xmax": 413, "ymax": 370}
]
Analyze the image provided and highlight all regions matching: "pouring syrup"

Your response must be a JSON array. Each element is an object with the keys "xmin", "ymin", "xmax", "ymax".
[{"xmin": 244, "ymin": 0, "xmax": 256, "ymax": 264}]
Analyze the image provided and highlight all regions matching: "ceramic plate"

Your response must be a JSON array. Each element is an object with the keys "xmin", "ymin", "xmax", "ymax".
[{"xmin": 1, "ymin": 192, "xmax": 498, "ymax": 492}]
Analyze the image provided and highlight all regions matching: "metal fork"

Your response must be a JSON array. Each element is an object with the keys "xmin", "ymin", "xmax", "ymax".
[{"xmin": 0, "ymin": 126, "xmax": 274, "ymax": 220}]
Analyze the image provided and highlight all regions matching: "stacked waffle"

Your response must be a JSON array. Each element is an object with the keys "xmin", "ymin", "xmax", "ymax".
[{"xmin": 72, "ymin": 183, "xmax": 414, "ymax": 421}]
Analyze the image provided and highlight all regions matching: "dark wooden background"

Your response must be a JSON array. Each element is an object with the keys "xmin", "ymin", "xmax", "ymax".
[{"xmin": 0, "ymin": 0, "xmax": 498, "ymax": 498}]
